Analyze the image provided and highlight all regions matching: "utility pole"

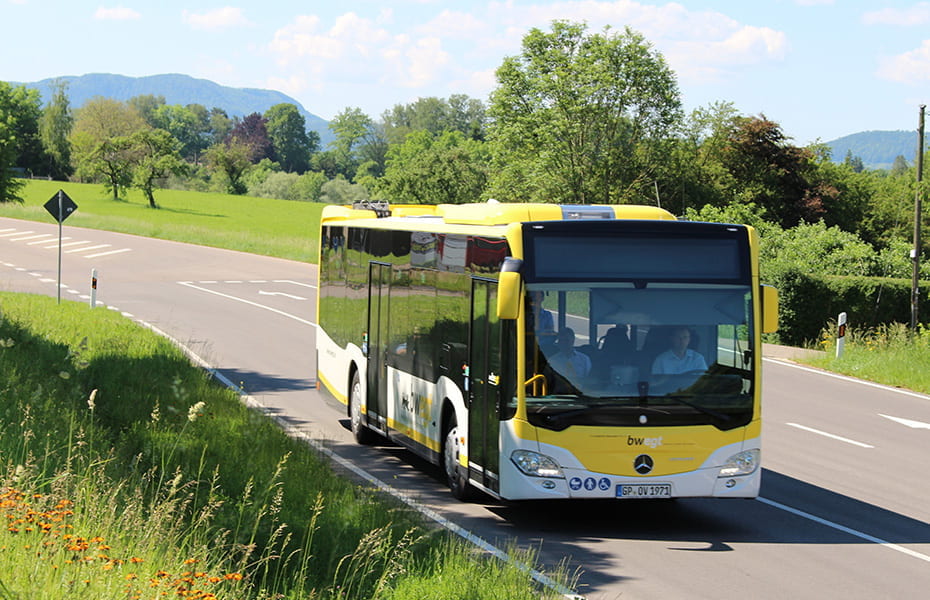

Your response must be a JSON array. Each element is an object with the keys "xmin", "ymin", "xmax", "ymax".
[{"xmin": 911, "ymin": 104, "xmax": 925, "ymax": 331}]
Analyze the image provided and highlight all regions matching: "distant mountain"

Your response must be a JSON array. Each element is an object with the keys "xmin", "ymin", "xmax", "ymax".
[
  {"xmin": 826, "ymin": 130, "xmax": 918, "ymax": 170},
  {"xmin": 20, "ymin": 73, "xmax": 333, "ymax": 147}
]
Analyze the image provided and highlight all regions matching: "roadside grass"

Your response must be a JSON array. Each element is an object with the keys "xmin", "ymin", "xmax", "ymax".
[
  {"xmin": 0, "ymin": 180, "xmax": 322, "ymax": 263},
  {"xmin": 0, "ymin": 293, "xmax": 568, "ymax": 599},
  {"xmin": 802, "ymin": 322, "xmax": 930, "ymax": 394}
]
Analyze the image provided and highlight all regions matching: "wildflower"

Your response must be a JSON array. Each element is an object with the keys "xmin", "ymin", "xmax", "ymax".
[
  {"xmin": 0, "ymin": 338, "xmax": 14, "ymax": 348},
  {"xmin": 87, "ymin": 389, "xmax": 98, "ymax": 412},
  {"xmin": 187, "ymin": 401, "xmax": 206, "ymax": 423}
]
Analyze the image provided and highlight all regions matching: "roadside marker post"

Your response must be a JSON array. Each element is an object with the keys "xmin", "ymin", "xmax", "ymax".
[
  {"xmin": 836, "ymin": 312, "xmax": 847, "ymax": 358},
  {"xmin": 91, "ymin": 269, "xmax": 98, "ymax": 308}
]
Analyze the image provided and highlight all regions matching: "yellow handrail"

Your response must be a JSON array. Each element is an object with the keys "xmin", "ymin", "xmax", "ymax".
[{"xmin": 525, "ymin": 374, "xmax": 548, "ymax": 396}]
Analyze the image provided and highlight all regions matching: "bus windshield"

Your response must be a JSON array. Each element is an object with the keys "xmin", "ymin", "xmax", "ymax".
[{"xmin": 524, "ymin": 282, "xmax": 754, "ymax": 432}]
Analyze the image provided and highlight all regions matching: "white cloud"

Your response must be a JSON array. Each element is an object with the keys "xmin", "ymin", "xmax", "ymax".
[
  {"xmin": 878, "ymin": 40, "xmax": 930, "ymax": 82},
  {"xmin": 94, "ymin": 6, "xmax": 140, "ymax": 21},
  {"xmin": 420, "ymin": 10, "xmax": 487, "ymax": 40},
  {"xmin": 182, "ymin": 7, "xmax": 249, "ymax": 31},
  {"xmin": 863, "ymin": 3, "xmax": 930, "ymax": 26},
  {"xmin": 475, "ymin": 1, "xmax": 789, "ymax": 82},
  {"xmin": 269, "ymin": 12, "xmax": 450, "ymax": 89}
]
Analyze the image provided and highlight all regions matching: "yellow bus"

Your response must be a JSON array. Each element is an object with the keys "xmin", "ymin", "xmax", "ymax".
[{"xmin": 316, "ymin": 201, "xmax": 778, "ymax": 501}]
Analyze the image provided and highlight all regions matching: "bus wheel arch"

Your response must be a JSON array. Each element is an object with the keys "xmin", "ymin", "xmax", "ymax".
[
  {"xmin": 348, "ymin": 366, "xmax": 377, "ymax": 445},
  {"xmin": 441, "ymin": 401, "xmax": 474, "ymax": 501}
]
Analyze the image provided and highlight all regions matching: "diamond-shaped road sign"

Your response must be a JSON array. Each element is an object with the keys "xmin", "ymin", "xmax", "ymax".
[{"xmin": 43, "ymin": 190, "xmax": 78, "ymax": 223}]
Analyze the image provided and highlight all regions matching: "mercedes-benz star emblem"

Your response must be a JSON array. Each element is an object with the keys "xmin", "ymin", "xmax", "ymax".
[{"xmin": 634, "ymin": 454, "xmax": 654, "ymax": 475}]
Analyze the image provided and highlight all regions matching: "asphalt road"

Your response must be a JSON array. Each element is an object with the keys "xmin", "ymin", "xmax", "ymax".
[{"xmin": 3, "ymin": 215, "xmax": 930, "ymax": 600}]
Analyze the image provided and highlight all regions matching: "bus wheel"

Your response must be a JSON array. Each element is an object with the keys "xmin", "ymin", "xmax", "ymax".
[
  {"xmin": 443, "ymin": 419, "xmax": 474, "ymax": 501},
  {"xmin": 349, "ymin": 371, "xmax": 377, "ymax": 445}
]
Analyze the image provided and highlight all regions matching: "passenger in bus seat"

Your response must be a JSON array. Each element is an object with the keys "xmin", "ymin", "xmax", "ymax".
[
  {"xmin": 528, "ymin": 291, "xmax": 554, "ymax": 333},
  {"xmin": 548, "ymin": 327, "xmax": 592, "ymax": 379},
  {"xmin": 596, "ymin": 325, "xmax": 636, "ymax": 386}
]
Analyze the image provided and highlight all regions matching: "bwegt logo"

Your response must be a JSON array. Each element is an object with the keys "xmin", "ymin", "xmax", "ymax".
[{"xmin": 627, "ymin": 435, "xmax": 663, "ymax": 448}]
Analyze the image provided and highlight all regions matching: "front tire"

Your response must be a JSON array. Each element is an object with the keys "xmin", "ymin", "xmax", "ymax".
[
  {"xmin": 349, "ymin": 371, "xmax": 377, "ymax": 445},
  {"xmin": 443, "ymin": 419, "xmax": 474, "ymax": 501}
]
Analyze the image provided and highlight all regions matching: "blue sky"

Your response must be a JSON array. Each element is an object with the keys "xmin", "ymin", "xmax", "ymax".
[{"xmin": 3, "ymin": 1, "xmax": 930, "ymax": 146}]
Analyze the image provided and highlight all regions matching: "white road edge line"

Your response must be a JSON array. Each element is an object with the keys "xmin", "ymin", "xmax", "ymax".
[
  {"xmin": 178, "ymin": 281, "xmax": 317, "ymax": 327},
  {"xmin": 138, "ymin": 319, "xmax": 583, "ymax": 600},
  {"xmin": 763, "ymin": 357, "xmax": 930, "ymax": 401},
  {"xmin": 757, "ymin": 496, "xmax": 930, "ymax": 563},
  {"xmin": 785, "ymin": 422, "xmax": 875, "ymax": 448}
]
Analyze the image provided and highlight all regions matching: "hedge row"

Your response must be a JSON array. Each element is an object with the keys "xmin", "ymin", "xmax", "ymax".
[{"xmin": 766, "ymin": 268, "xmax": 930, "ymax": 346}]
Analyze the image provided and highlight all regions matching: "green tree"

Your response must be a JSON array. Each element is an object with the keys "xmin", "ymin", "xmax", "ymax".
[
  {"xmin": 487, "ymin": 21, "xmax": 682, "ymax": 204},
  {"xmin": 204, "ymin": 140, "xmax": 252, "ymax": 194},
  {"xmin": 127, "ymin": 94, "xmax": 166, "ymax": 127},
  {"xmin": 38, "ymin": 78, "xmax": 74, "ymax": 180},
  {"xmin": 151, "ymin": 104, "xmax": 208, "ymax": 163},
  {"xmin": 264, "ymin": 103, "xmax": 315, "ymax": 173},
  {"xmin": 292, "ymin": 170, "xmax": 328, "ymax": 202},
  {"xmin": 208, "ymin": 107, "xmax": 233, "ymax": 147},
  {"xmin": 0, "ymin": 82, "xmax": 33, "ymax": 202},
  {"xmin": 381, "ymin": 95, "xmax": 487, "ymax": 143},
  {"xmin": 0, "ymin": 82, "xmax": 45, "ymax": 179},
  {"xmin": 319, "ymin": 175, "xmax": 370, "ymax": 204},
  {"xmin": 379, "ymin": 130, "xmax": 490, "ymax": 204},
  {"xmin": 130, "ymin": 128, "xmax": 188, "ymax": 208},
  {"xmin": 327, "ymin": 107, "xmax": 372, "ymax": 178},
  {"xmin": 93, "ymin": 135, "xmax": 137, "ymax": 200},
  {"xmin": 70, "ymin": 97, "xmax": 147, "ymax": 185}
]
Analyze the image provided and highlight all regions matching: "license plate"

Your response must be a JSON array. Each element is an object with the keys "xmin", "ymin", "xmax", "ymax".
[{"xmin": 617, "ymin": 483, "xmax": 672, "ymax": 499}]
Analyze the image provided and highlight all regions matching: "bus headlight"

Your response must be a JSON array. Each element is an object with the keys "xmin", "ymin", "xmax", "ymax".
[
  {"xmin": 718, "ymin": 449, "xmax": 759, "ymax": 478},
  {"xmin": 511, "ymin": 450, "xmax": 564, "ymax": 478}
]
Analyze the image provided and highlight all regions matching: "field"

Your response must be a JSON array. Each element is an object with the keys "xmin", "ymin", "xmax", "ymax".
[
  {"xmin": 0, "ymin": 180, "xmax": 323, "ymax": 263},
  {"xmin": 0, "ymin": 292, "xmax": 566, "ymax": 599}
]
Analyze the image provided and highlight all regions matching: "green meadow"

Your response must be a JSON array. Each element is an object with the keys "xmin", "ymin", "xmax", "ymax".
[
  {"xmin": 0, "ymin": 180, "xmax": 323, "ymax": 263},
  {"xmin": 0, "ymin": 293, "xmax": 568, "ymax": 599}
]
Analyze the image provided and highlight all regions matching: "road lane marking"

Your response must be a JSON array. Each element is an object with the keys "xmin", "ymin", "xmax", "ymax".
[
  {"xmin": 66, "ymin": 244, "xmax": 110, "ymax": 254},
  {"xmin": 757, "ymin": 497, "xmax": 930, "ymax": 563},
  {"xmin": 258, "ymin": 290, "xmax": 307, "ymax": 300},
  {"xmin": 786, "ymin": 423, "xmax": 874, "ymax": 448},
  {"xmin": 0, "ymin": 230, "xmax": 32, "ymax": 237},
  {"xmin": 84, "ymin": 248, "xmax": 132, "ymax": 259},
  {"xmin": 177, "ymin": 281, "xmax": 316, "ymax": 327},
  {"xmin": 12, "ymin": 233, "xmax": 54, "ymax": 242},
  {"xmin": 49, "ymin": 241, "xmax": 94, "ymax": 249},
  {"xmin": 879, "ymin": 414, "xmax": 930, "ymax": 430},
  {"xmin": 30, "ymin": 236, "xmax": 70, "ymax": 245},
  {"xmin": 274, "ymin": 279, "xmax": 317, "ymax": 289}
]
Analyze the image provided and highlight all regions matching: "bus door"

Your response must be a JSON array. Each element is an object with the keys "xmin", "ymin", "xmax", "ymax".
[
  {"xmin": 366, "ymin": 262, "xmax": 390, "ymax": 432},
  {"xmin": 468, "ymin": 278, "xmax": 501, "ymax": 493}
]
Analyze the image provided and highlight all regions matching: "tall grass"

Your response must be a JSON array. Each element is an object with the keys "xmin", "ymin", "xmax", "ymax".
[
  {"xmin": 0, "ymin": 293, "xmax": 568, "ymax": 598},
  {"xmin": 0, "ymin": 180, "xmax": 322, "ymax": 262},
  {"xmin": 804, "ymin": 322, "xmax": 930, "ymax": 393}
]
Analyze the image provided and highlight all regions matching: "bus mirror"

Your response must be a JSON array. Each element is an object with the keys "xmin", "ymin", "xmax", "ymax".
[
  {"xmin": 761, "ymin": 285, "xmax": 778, "ymax": 333},
  {"xmin": 497, "ymin": 258, "xmax": 523, "ymax": 320}
]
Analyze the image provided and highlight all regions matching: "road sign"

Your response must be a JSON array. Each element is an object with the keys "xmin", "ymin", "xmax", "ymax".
[
  {"xmin": 44, "ymin": 189, "xmax": 78, "ymax": 304},
  {"xmin": 43, "ymin": 190, "xmax": 78, "ymax": 223}
]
